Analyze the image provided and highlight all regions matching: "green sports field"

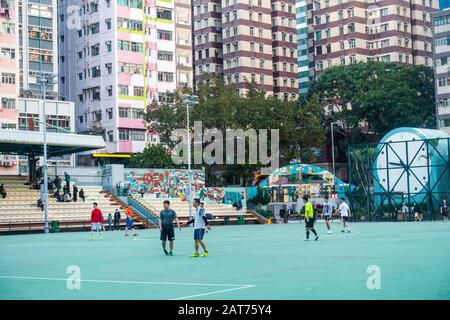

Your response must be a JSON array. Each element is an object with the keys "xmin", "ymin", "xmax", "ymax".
[{"xmin": 1, "ymin": 222, "xmax": 449, "ymax": 300}]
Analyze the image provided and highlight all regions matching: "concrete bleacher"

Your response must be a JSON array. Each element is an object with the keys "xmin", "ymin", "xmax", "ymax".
[
  {"xmin": 0, "ymin": 176, "xmax": 133, "ymax": 232},
  {"xmin": 133, "ymin": 195, "xmax": 258, "ymax": 225}
]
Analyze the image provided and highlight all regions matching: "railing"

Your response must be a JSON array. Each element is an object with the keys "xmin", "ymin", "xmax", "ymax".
[{"xmin": 127, "ymin": 196, "xmax": 159, "ymax": 227}]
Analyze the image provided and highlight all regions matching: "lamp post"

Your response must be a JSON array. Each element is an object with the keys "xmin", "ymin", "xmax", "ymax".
[
  {"xmin": 331, "ymin": 121, "xmax": 337, "ymax": 193},
  {"xmin": 36, "ymin": 73, "xmax": 57, "ymax": 234},
  {"xmin": 182, "ymin": 94, "xmax": 199, "ymax": 219}
]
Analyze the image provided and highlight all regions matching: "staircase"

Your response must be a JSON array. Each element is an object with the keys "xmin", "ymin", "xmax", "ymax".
[{"xmin": 0, "ymin": 176, "xmax": 141, "ymax": 233}]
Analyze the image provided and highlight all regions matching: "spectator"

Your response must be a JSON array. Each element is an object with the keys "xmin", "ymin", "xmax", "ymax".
[
  {"xmin": 113, "ymin": 208, "xmax": 121, "ymax": 230},
  {"xmin": 47, "ymin": 177, "xmax": 54, "ymax": 194},
  {"xmin": 107, "ymin": 213, "xmax": 113, "ymax": 230},
  {"xmin": 0, "ymin": 184, "xmax": 6, "ymax": 198},
  {"xmin": 73, "ymin": 185, "xmax": 78, "ymax": 202},
  {"xmin": 401, "ymin": 203, "xmax": 409, "ymax": 221},
  {"xmin": 37, "ymin": 198, "xmax": 44, "ymax": 211},
  {"xmin": 63, "ymin": 192, "xmax": 72, "ymax": 202},
  {"xmin": 54, "ymin": 191, "xmax": 63, "ymax": 202},
  {"xmin": 413, "ymin": 203, "xmax": 422, "ymax": 222},
  {"xmin": 63, "ymin": 184, "xmax": 71, "ymax": 197},
  {"xmin": 64, "ymin": 172, "xmax": 71, "ymax": 189},
  {"xmin": 139, "ymin": 185, "xmax": 145, "ymax": 198},
  {"xmin": 54, "ymin": 176, "xmax": 62, "ymax": 192},
  {"xmin": 79, "ymin": 188, "xmax": 85, "ymax": 202}
]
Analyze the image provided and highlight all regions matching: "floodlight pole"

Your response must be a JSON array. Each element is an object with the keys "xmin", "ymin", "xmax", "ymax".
[
  {"xmin": 38, "ymin": 73, "xmax": 57, "ymax": 234},
  {"xmin": 42, "ymin": 78, "xmax": 49, "ymax": 234},
  {"xmin": 186, "ymin": 98, "xmax": 193, "ymax": 220},
  {"xmin": 331, "ymin": 121, "xmax": 336, "ymax": 193}
]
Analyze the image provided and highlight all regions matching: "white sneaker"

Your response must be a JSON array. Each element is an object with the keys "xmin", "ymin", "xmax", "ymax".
[
  {"xmin": 304, "ymin": 238, "xmax": 309, "ymax": 241},
  {"xmin": 327, "ymin": 231, "xmax": 332, "ymax": 234}
]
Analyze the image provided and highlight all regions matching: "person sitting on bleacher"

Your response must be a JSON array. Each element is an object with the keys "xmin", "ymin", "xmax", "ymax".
[
  {"xmin": 0, "ymin": 183, "xmax": 7, "ymax": 198},
  {"xmin": 54, "ymin": 190, "xmax": 63, "ymax": 202},
  {"xmin": 37, "ymin": 198, "xmax": 44, "ymax": 211},
  {"xmin": 79, "ymin": 188, "xmax": 85, "ymax": 202},
  {"xmin": 63, "ymin": 192, "xmax": 72, "ymax": 202}
]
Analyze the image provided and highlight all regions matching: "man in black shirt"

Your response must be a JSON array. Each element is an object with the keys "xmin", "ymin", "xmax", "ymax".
[
  {"xmin": 160, "ymin": 200, "xmax": 181, "ymax": 256},
  {"xmin": 113, "ymin": 209, "xmax": 121, "ymax": 230}
]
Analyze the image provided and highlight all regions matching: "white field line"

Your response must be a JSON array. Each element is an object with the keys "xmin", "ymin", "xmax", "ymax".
[
  {"xmin": 170, "ymin": 285, "xmax": 255, "ymax": 300},
  {"xmin": 0, "ymin": 275, "xmax": 253, "ymax": 288}
]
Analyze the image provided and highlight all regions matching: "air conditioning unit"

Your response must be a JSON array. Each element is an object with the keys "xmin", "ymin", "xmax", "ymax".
[
  {"xmin": 3, "ymin": 161, "xmax": 11, "ymax": 167},
  {"xmin": 0, "ymin": 160, "xmax": 3, "ymax": 166}
]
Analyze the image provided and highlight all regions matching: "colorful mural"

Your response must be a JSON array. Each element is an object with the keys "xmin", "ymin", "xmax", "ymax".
[{"xmin": 124, "ymin": 168, "xmax": 206, "ymax": 198}]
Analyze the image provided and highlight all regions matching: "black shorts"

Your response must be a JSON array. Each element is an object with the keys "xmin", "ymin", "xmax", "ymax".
[
  {"xmin": 160, "ymin": 228, "xmax": 175, "ymax": 241},
  {"xmin": 443, "ymin": 212, "xmax": 448, "ymax": 217},
  {"xmin": 342, "ymin": 216, "xmax": 349, "ymax": 222},
  {"xmin": 324, "ymin": 215, "xmax": 331, "ymax": 221},
  {"xmin": 305, "ymin": 218, "xmax": 315, "ymax": 229}
]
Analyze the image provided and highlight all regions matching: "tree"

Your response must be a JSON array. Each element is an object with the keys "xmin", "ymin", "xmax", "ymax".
[
  {"xmin": 129, "ymin": 145, "xmax": 176, "ymax": 169},
  {"xmin": 142, "ymin": 78, "xmax": 326, "ymax": 185},
  {"xmin": 309, "ymin": 62, "xmax": 436, "ymax": 139}
]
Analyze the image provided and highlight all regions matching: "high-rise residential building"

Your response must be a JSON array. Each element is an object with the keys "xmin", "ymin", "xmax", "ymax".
[
  {"xmin": 193, "ymin": 0, "xmax": 223, "ymax": 84},
  {"xmin": 310, "ymin": 0, "xmax": 439, "ymax": 77},
  {"xmin": 440, "ymin": 0, "xmax": 450, "ymax": 9},
  {"xmin": 0, "ymin": 0, "xmax": 75, "ymax": 175},
  {"xmin": 193, "ymin": 0, "xmax": 298, "ymax": 100},
  {"xmin": 58, "ymin": 0, "xmax": 193, "ymax": 163},
  {"xmin": 271, "ymin": 0, "xmax": 298, "ymax": 100},
  {"xmin": 432, "ymin": 8, "xmax": 450, "ymax": 133},
  {"xmin": 295, "ymin": 0, "xmax": 309, "ymax": 94},
  {"xmin": 1, "ymin": 0, "xmax": 19, "ymax": 129}
]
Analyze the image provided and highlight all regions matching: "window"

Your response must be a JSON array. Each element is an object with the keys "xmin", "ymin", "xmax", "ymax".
[
  {"xmin": 1, "ymin": 73, "xmax": 15, "ymax": 84},
  {"xmin": 106, "ymin": 85, "xmax": 113, "ymax": 96},
  {"xmin": 134, "ymin": 86, "xmax": 144, "ymax": 96},
  {"xmin": 106, "ymin": 41, "xmax": 112, "ymax": 52},
  {"xmin": 119, "ymin": 85, "xmax": 129, "ymax": 95},
  {"xmin": 90, "ymin": 22, "xmax": 100, "ymax": 34},
  {"xmin": 91, "ymin": 66, "xmax": 101, "ymax": 78},
  {"xmin": 91, "ymin": 44, "xmax": 100, "ymax": 56},
  {"xmin": 1, "ymin": 98, "xmax": 15, "ymax": 109},
  {"xmin": 1, "ymin": 48, "xmax": 15, "ymax": 59},
  {"xmin": 157, "ymin": 30, "xmax": 172, "ymax": 41},
  {"xmin": 131, "ymin": 42, "xmax": 143, "ymax": 52},
  {"xmin": 349, "ymin": 39, "xmax": 356, "ymax": 48},
  {"xmin": 118, "ymin": 40, "xmax": 129, "ymax": 51},
  {"xmin": 105, "ymin": 63, "xmax": 112, "ymax": 74},
  {"xmin": 158, "ymin": 51, "xmax": 173, "ymax": 61},
  {"xmin": 157, "ymin": 8, "xmax": 172, "ymax": 20},
  {"xmin": 158, "ymin": 72, "xmax": 174, "ymax": 82},
  {"xmin": 105, "ymin": 19, "xmax": 111, "ymax": 30}
]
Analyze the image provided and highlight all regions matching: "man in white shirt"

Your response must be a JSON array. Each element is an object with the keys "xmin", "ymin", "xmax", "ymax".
[
  {"xmin": 338, "ymin": 198, "xmax": 351, "ymax": 233},
  {"xmin": 186, "ymin": 198, "xmax": 211, "ymax": 257},
  {"xmin": 323, "ymin": 197, "xmax": 334, "ymax": 234}
]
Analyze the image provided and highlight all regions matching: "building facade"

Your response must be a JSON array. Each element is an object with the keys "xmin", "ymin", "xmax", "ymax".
[
  {"xmin": 193, "ymin": 0, "xmax": 298, "ymax": 100},
  {"xmin": 296, "ymin": 0, "xmax": 310, "ymax": 94},
  {"xmin": 432, "ymin": 8, "xmax": 450, "ymax": 133},
  {"xmin": 58, "ymin": 0, "xmax": 193, "ymax": 162},
  {"xmin": 310, "ymin": 0, "xmax": 439, "ymax": 77},
  {"xmin": 0, "ymin": 0, "xmax": 75, "ymax": 175}
]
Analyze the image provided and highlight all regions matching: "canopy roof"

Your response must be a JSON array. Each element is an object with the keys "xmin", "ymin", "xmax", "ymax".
[{"xmin": 0, "ymin": 130, "xmax": 105, "ymax": 158}]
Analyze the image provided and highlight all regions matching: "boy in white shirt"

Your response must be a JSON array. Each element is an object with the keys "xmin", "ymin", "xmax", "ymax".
[{"xmin": 338, "ymin": 198, "xmax": 351, "ymax": 233}]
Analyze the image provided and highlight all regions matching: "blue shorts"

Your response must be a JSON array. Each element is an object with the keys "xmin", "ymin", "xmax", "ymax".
[
  {"xmin": 194, "ymin": 228, "xmax": 205, "ymax": 240},
  {"xmin": 126, "ymin": 218, "xmax": 134, "ymax": 228}
]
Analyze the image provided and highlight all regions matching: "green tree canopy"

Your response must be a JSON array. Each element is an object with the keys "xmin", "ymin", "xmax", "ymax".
[
  {"xmin": 142, "ymin": 78, "xmax": 326, "ymax": 185},
  {"xmin": 308, "ymin": 62, "xmax": 436, "ymax": 139},
  {"xmin": 129, "ymin": 144, "xmax": 176, "ymax": 169}
]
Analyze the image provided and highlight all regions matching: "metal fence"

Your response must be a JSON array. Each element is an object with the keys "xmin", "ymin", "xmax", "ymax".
[{"xmin": 348, "ymin": 137, "xmax": 450, "ymax": 221}]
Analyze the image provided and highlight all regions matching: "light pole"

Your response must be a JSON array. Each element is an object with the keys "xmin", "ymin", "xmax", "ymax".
[
  {"xmin": 331, "ymin": 121, "xmax": 336, "ymax": 193},
  {"xmin": 182, "ymin": 94, "xmax": 199, "ymax": 219},
  {"xmin": 37, "ymin": 73, "xmax": 57, "ymax": 234}
]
